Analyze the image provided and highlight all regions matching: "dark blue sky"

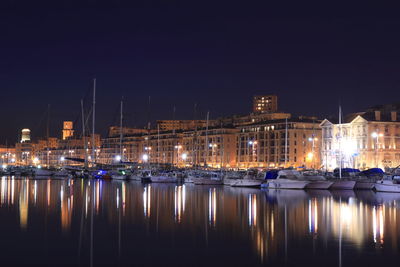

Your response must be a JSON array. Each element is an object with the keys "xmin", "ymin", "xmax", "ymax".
[{"xmin": 1, "ymin": 1, "xmax": 400, "ymax": 143}]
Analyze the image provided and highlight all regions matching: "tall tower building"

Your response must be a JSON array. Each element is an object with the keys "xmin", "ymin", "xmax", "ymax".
[
  {"xmin": 21, "ymin": 129, "xmax": 31, "ymax": 143},
  {"xmin": 253, "ymin": 95, "xmax": 278, "ymax": 113},
  {"xmin": 62, "ymin": 121, "xmax": 74, "ymax": 140}
]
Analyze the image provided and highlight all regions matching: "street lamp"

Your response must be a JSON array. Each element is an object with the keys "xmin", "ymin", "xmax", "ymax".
[
  {"xmin": 308, "ymin": 136, "xmax": 318, "ymax": 169},
  {"xmin": 182, "ymin": 153, "xmax": 187, "ymax": 166},
  {"xmin": 371, "ymin": 131, "xmax": 383, "ymax": 167}
]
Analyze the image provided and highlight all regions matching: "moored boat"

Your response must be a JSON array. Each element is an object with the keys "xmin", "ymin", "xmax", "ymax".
[
  {"xmin": 375, "ymin": 180, "xmax": 400, "ymax": 193},
  {"xmin": 354, "ymin": 181, "xmax": 375, "ymax": 190},
  {"xmin": 262, "ymin": 178, "xmax": 309, "ymax": 189},
  {"xmin": 329, "ymin": 180, "xmax": 356, "ymax": 190},
  {"xmin": 193, "ymin": 172, "xmax": 223, "ymax": 185},
  {"xmin": 231, "ymin": 179, "xmax": 262, "ymax": 187},
  {"xmin": 305, "ymin": 181, "xmax": 333, "ymax": 190}
]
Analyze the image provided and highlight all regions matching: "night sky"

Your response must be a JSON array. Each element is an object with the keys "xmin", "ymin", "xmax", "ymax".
[{"xmin": 1, "ymin": 1, "xmax": 400, "ymax": 144}]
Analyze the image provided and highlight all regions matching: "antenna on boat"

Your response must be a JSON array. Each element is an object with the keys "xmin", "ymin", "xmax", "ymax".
[
  {"xmin": 284, "ymin": 117, "xmax": 288, "ymax": 167},
  {"xmin": 338, "ymin": 103, "xmax": 342, "ymax": 179},
  {"xmin": 81, "ymin": 99, "xmax": 88, "ymax": 169},
  {"xmin": 119, "ymin": 98, "xmax": 124, "ymax": 162},
  {"xmin": 46, "ymin": 104, "xmax": 50, "ymax": 168},
  {"xmin": 92, "ymin": 78, "xmax": 96, "ymax": 167},
  {"xmin": 205, "ymin": 111, "xmax": 210, "ymax": 167}
]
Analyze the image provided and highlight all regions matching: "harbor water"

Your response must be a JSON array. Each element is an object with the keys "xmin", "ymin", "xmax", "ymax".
[{"xmin": 0, "ymin": 177, "xmax": 399, "ymax": 266}]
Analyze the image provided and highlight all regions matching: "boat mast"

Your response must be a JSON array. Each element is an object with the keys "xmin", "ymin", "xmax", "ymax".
[
  {"xmin": 284, "ymin": 117, "xmax": 288, "ymax": 167},
  {"xmin": 157, "ymin": 124, "xmax": 160, "ymax": 168},
  {"xmin": 46, "ymin": 104, "xmax": 50, "ymax": 168},
  {"xmin": 81, "ymin": 99, "xmax": 88, "ymax": 169},
  {"xmin": 193, "ymin": 103, "xmax": 197, "ymax": 167},
  {"xmin": 147, "ymin": 96, "xmax": 151, "ymax": 168},
  {"xmin": 172, "ymin": 105, "xmax": 176, "ymax": 166},
  {"xmin": 119, "ymin": 99, "xmax": 123, "ymax": 161},
  {"xmin": 92, "ymin": 78, "xmax": 96, "ymax": 167},
  {"xmin": 204, "ymin": 111, "xmax": 209, "ymax": 167},
  {"xmin": 338, "ymin": 105, "xmax": 342, "ymax": 179}
]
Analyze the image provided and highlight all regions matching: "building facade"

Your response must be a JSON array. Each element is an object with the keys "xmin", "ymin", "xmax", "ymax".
[
  {"xmin": 253, "ymin": 95, "xmax": 278, "ymax": 113},
  {"xmin": 236, "ymin": 118, "xmax": 321, "ymax": 169},
  {"xmin": 320, "ymin": 107, "xmax": 400, "ymax": 171}
]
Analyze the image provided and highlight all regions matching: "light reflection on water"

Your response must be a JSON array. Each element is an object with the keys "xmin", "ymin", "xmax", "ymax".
[{"xmin": 0, "ymin": 177, "xmax": 399, "ymax": 266}]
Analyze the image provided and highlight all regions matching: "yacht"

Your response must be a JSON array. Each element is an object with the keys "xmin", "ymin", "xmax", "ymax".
[
  {"xmin": 33, "ymin": 167, "xmax": 54, "ymax": 178},
  {"xmin": 193, "ymin": 172, "xmax": 223, "ymax": 185},
  {"xmin": 150, "ymin": 171, "xmax": 179, "ymax": 183},
  {"xmin": 222, "ymin": 170, "xmax": 244, "ymax": 186},
  {"xmin": 53, "ymin": 169, "xmax": 70, "ymax": 178},
  {"xmin": 375, "ymin": 180, "xmax": 400, "ymax": 193},
  {"xmin": 262, "ymin": 170, "xmax": 310, "ymax": 190},
  {"xmin": 110, "ymin": 169, "xmax": 129, "ymax": 180},
  {"xmin": 230, "ymin": 170, "xmax": 263, "ymax": 187}
]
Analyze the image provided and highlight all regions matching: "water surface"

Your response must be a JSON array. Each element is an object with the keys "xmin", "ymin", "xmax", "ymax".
[{"xmin": 0, "ymin": 177, "xmax": 399, "ymax": 266}]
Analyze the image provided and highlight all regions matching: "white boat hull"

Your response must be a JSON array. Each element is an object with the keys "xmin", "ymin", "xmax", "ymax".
[
  {"xmin": 193, "ymin": 178, "xmax": 223, "ymax": 185},
  {"xmin": 231, "ymin": 179, "xmax": 262, "ymax": 187},
  {"xmin": 34, "ymin": 169, "xmax": 54, "ymax": 177},
  {"xmin": 354, "ymin": 181, "xmax": 375, "ymax": 190},
  {"xmin": 305, "ymin": 181, "xmax": 333, "ymax": 190},
  {"xmin": 375, "ymin": 180, "xmax": 400, "ymax": 193},
  {"xmin": 263, "ymin": 179, "xmax": 309, "ymax": 190},
  {"xmin": 151, "ymin": 176, "xmax": 178, "ymax": 183},
  {"xmin": 330, "ymin": 180, "xmax": 356, "ymax": 190},
  {"xmin": 111, "ymin": 175, "xmax": 126, "ymax": 180}
]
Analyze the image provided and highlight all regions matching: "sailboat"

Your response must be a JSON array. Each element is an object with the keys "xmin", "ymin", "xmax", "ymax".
[
  {"xmin": 328, "ymin": 105, "xmax": 356, "ymax": 190},
  {"xmin": 111, "ymin": 100, "xmax": 130, "ymax": 180}
]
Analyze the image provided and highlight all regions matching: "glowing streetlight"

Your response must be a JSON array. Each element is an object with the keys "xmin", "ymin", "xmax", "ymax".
[
  {"xmin": 142, "ymin": 154, "xmax": 149, "ymax": 162},
  {"xmin": 182, "ymin": 153, "xmax": 187, "ymax": 160},
  {"xmin": 60, "ymin": 156, "xmax": 65, "ymax": 161},
  {"xmin": 115, "ymin": 155, "xmax": 122, "ymax": 162}
]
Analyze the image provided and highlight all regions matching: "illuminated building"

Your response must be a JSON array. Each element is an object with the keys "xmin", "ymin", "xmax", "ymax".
[
  {"xmin": 108, "ymin": 126, "xmax": 148, "ymax": 137},
  {"xmin": 156, "ymin": 120, "xmax": 210, "ymax": 131},
  {"xmin": 253, "ymin": 95, "xmax": 278, "ymax": 113},
  {"xmin": 236, "ymin": 117, "xmax": 321, "ymax": 168},
  {"xmin": 320, "ymin": 105, "xmax": 400, "ymax": 171},
  {"xmin": 62, "ymin": 121, "xmax": 74, "ymax": 140},
  {"xmin": 21, "ymin": 129, "xmax": 31, "ymax": 143},
  {"xmin": 215, "ymin": 112, "xmax": 291, "ymax": 127},
  {"xmin": 0, "ymin": 146, "xmax": 16, "ymax": 166}
]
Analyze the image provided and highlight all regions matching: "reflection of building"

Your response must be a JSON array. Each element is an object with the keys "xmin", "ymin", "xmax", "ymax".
[
  {"xmin": 62, "ymin": 121, "xmax": 74, "ymax": 140},
  {"xmin": 253, "ymin": 95, "xmax": 278, "ymax": 113},
  {"xmin": 321, "ymin": 105, "xmax": 400, "ymax": 171}
]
